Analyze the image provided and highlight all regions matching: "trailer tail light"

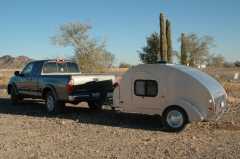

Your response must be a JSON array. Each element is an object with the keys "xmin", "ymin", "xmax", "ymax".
[
  {"xmin": 66, "ymin": 79, "xmax": 74, "ymax": 94},
  {"xmin": 208, "ymin": 99, "xmax": 215, "ymax": 112}
]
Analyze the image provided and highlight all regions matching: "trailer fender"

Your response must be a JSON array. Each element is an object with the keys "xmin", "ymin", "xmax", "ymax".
[{"xmin": 163, "ymin": 99, "xmax": 206, "ymax": 122}]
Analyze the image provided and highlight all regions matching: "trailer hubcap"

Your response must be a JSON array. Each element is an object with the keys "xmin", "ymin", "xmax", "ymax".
[
  {"xmin": 166, "ymin": 110, "xmax": 184, "ymax": 128},
  {"xmin": 47, "ymin": 95, "xmax": 54, "ymax": 112}
]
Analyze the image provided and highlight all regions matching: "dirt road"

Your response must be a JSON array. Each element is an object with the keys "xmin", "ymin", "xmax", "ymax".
[{"xmin": 0, "ymin": 95, "xmax": 239, "ymax": 159}]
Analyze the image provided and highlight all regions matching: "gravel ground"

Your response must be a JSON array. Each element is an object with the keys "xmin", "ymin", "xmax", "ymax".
[{"xmin": 0, "ymin": 91, "xmax": 239, "ymax": 159}]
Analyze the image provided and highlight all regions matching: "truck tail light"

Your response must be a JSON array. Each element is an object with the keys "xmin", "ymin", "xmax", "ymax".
[{"xmin": 66, "ymin": 79, "xmax": 74, "ymax": 94}]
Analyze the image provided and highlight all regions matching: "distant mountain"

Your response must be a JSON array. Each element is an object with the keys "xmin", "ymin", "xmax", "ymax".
[{"xmin": 0, "ymin": 55, "xmax": 32, "ymax": 69}]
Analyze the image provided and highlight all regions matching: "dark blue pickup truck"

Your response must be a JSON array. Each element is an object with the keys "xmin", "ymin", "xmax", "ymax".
[{"xmin": 8, "ymin": 59, "xmax": 115, "ymax": 113}]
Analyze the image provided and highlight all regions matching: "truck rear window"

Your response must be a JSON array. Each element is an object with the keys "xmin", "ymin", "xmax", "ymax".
[{"xmin": 43, "ymin": 62, "xmax": 80, "ymax": 73}]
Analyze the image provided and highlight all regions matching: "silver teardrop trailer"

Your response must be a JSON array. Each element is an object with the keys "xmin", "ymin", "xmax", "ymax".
[{"xmin": 112, "ymin": 64, "xmax": 228, "ymax": 131}]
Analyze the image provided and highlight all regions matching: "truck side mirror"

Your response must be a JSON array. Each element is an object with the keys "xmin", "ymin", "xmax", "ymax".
[{"xmin": 14, "ymin": 71, "xmax": 20, "ymax": 76}]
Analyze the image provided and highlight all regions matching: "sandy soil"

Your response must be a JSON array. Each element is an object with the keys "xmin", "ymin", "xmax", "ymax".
[{"xmin": 0, "ymin": 92, "xmax": 239, "ymax": 159}]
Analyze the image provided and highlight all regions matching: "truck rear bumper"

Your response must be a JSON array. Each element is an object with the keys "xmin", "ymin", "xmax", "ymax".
[
  {"xmin": 68, "ymin": 92, "xmax": 113, "ymax": 102},
  {"xmin": 68, "ymin": 92, "xmax": 101, "ymax": 102}
]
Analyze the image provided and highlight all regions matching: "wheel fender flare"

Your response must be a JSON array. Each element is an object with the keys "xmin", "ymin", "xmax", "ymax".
[
  {"xmin": 8, "ymin": 83, "xmax": 19, "ymax": 95},
  {"xmin": 162, "ymin": 99, "xmax": 205, "ymax": 122},
  {"xmin": 42, "ymin": 85, "xmax": 58, "ymax": 100}
]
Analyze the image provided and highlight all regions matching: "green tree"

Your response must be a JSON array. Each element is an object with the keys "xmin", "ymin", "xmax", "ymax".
[
  {"xmin": 179, "ymin": 33, "xmax": 214, "ymax": 67},
  {"xmin": 51, "ymin": 22, "xmax": 115, "ymax": 73},
  {"xmin": 139, "ymin": 32, "xmax": 160, "ymax": 64}
]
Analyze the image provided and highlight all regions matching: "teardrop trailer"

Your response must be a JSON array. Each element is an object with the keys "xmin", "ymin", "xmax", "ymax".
[
  {"xmin": 8, "ymin": 60, "xmax": 228, "ymax": 131},
  {"xmin": 112, "ymin": 63, "xmax": 228, "ymax": 131}
]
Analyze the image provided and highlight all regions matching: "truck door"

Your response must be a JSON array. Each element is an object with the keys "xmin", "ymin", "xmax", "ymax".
[
  {"xmin": 17, "ymin": 62, "xmax": 34, "ymax": 94},
  {"xmin": 29, "ymin": 62, "xmax": 42, "ymax": 96},
  {"xmin": 131, "ymin": 74, "xmax": 161, "ymax": 112},
  {"xmin": 17, "ymin": 62, "xmax": 41, "ymax": 96}
]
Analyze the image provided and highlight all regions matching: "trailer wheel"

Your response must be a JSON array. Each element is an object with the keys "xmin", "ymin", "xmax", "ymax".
[
  {"xmin": 45, "ymin": 91, "xmax": 64, "ymax": 114},
  {"xmin": 10, "ymin": 86, "xmax": 23, "ymax": 104},
  {"xmin": 88, "ymin": 101, "xmax": 103, "ymax": 110},
  {"xmin": 162, "ymin": 106, "xmax": 188, "ymax": 132}
]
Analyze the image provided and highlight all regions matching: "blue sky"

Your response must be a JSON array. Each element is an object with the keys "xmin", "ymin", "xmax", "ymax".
[{"xmin": 0, "ymin": 0, "xmax": 239, "ymax": 64}]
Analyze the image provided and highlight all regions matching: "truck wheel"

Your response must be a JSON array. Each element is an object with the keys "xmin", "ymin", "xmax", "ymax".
[
  {"xmin": 88, "ymin": 101, "xmax": 103, "ymax": 110},
  {"xmin": 162, "ymin": 106, "xmax": 188, "ymax": 132},
  {"xmin": 10, "ymin": 86, "xmax": 23, "ymax": 104},
  {"xmin": 45, "ymin": 91, "xmax": 64, "ymax": 114}
]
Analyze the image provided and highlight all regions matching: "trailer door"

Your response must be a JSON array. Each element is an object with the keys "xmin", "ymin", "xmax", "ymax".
[{"xmin": 131, "ymin": 74, "xmax": 161, "ymax": 112}]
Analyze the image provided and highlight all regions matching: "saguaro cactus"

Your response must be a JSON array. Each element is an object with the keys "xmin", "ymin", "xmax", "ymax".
[
  {"xmin": 180, "ymin": 33, "xmax": 187, "ymax": 65},
  {"xmin": 166, "ymin": 19, "xmax": 172, "ymax": 63},
  {"xmin": 159, "ymin": 13, "xmax": 167, "ymax": 61}
]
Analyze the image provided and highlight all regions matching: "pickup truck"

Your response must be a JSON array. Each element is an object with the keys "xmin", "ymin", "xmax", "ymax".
[{"xmin": 7, "ymin": 59, "xmax": 115, "ymax": 113}]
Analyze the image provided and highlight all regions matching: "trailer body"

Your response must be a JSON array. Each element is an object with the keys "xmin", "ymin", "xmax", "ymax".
[{"xmin": 113, "ymin": 64, "xmax": 228, "ymax": 128}]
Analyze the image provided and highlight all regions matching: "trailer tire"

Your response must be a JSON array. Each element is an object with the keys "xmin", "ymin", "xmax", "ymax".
[
  {"xmin": 45, "ymin": 91, "xmax": 64, "ymax": 114},
  {"xmin": 162, "ymin": 106, "xmax": 188, "ymax": 132}
]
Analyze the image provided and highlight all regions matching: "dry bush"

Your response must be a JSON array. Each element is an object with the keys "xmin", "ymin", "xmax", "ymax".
[
  {"xmin": 0, "ymin": 70, "xmax": 15, "ymax": 89},
  {"xmin": 223, "ymin": 82, "xmax": 240, "ymax": 98},
  {"xmin": 205, "ymin": 67, "xmax": 240, "ymax": 98},
  {"xmin": 205, "ymin": 67, "xmax": 240, "ymax": 107},
  {"xmin": 105, "ymin": 68, "xmax": 129, "ymax": 73},
  {"xmin": 205, "ymin": 67, "xmax": 239, "ymax": 82}
]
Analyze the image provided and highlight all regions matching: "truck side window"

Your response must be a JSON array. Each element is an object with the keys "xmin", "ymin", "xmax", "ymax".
[
  {"xmin": 32, "ymin": 62, "xmax": 43, "ymax": 76},
  {"xmin": 43, "ymin": 62, "xmax": 57, "ymax": 73},
  {"xmin": 134, "ymin": 80, "xmax": 158, "ymax": 97},
  {"xmin": 67, "ymin": 62, "xmax": 80, "ymax": 73},
  {"xmin": 21, "ymin": 63, "xmax": 34, "ymax": 76}
]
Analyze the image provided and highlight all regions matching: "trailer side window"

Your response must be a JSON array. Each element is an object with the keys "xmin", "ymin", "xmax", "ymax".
[
  {"xmin": 134, "ymin": 80, "xmax": 158, "ymax": 97},
  {"xmin": 135, "ymin": 80, "xmax": 145, "ymax": 96}
]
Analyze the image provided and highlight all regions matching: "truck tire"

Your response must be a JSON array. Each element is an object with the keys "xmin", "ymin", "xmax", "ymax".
[
  {"xmin": 88, "ymin": 100, "xmax": 103, "ymax": 110},
  {"xmin": 45, "ymin": 91, "xmax": 64, "ymax": 114},
  {"xmin": 10, "ymin": 86, "xmax": 23, "ymax": 105},
  {"xmin": 162, "ymin": 106, "xmax": 188, "ymax": 132}
]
